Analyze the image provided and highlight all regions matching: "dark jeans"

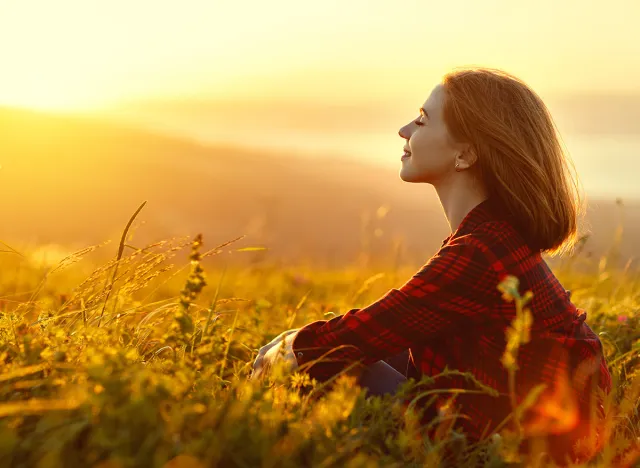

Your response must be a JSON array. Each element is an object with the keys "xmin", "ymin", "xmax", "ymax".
[{"xmin": 357, "ymin": 349, "xmax": 410, "ymax": 396}]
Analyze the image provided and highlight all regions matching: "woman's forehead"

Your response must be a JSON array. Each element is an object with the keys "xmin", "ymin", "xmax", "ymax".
[{"xmin": 422, "ymin": 84, "xmax": 445, "ymax": 117}]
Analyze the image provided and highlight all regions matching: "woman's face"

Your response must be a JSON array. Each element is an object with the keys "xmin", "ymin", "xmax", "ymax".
[{"xmin": 398, "ymin": 83, "xmax": 465, "ymax": 184}]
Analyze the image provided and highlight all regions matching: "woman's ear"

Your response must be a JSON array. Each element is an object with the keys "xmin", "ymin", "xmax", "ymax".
[
  {"xmin": 457, "ymin": 145, "xmax": 479, "ymax": 170},
  {"xmin": 454, "ymin": 145, "xmax": 477, "ymax": 171}
]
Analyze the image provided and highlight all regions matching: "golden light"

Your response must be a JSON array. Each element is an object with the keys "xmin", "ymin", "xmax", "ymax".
[
  {"xmin": 0, "ymin": 77, "xmax": 104, "ymax": 112},
  {"xmin": 1, "ymin": 1, "xmax": 639, "ymax": 113}
]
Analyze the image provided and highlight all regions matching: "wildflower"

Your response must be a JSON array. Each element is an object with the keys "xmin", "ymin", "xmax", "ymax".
[
  {"xmin": 497, "ymin": 275, "xmax": 520, "ymax": 302},
  {"xmin": 179, "ymin": 234, "xmax": 207, "ymax": 312},
  {"xmin": 499, "ymin": 275, "xmax": 533, "ymax": 372},
  {"xmin": 501, "ymin": 308, "xmax": 533, "ymax": 370},
  {"xmin": 290, "ymin": 372, "xmax": 313, "ymax": 390}
]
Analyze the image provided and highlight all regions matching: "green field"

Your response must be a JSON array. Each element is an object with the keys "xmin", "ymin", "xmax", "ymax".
[{"xmin": 0, "ymin": 228, "xmax": 638, "ymax": 468}]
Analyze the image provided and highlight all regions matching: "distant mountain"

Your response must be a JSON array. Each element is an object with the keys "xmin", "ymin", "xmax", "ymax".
[{"xmin": 1, "ymin": 106, "xmax": 638, "ymax": 269}]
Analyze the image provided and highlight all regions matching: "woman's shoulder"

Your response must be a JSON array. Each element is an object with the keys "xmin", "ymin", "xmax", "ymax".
[
  {"xmin": 475, "ymin": 219, "xmax": 521, "ymax": 242},
  {"xmin": 451, "ymin": 218, "xmax": 517, "ymax": 246},
  {"xmin": 445, "ymin": 198, "xmax": 531, "ymax": 249},
  {"xmin": 451, "ymin": 219, "xmax": 537, "ymax": 262},
  {"xmin": 441, "ymin": 197, "xmax": 540, "ymax": 264}
]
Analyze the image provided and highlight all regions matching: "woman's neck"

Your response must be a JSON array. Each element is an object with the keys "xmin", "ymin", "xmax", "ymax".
[{"xmin": 435, "ymin": 174, "xmax": 489, "ymax": 233}]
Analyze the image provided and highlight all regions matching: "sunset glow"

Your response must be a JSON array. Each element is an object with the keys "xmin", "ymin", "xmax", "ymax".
[{"xmin": 0, "ymin": 0, "xmax": 638, "ymax": 111}]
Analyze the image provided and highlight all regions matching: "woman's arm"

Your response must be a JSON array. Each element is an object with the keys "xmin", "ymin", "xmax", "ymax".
[{"xmin": 291, "ymin": 235, "xmax": 501, "ymax": 383}]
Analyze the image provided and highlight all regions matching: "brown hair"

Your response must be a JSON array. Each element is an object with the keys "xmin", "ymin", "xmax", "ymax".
[{"xmin": 441, "ymin": 67, "xmax": 584, "ymax": 256}]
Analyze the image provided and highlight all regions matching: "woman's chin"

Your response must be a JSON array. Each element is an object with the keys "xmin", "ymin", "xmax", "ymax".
[
  {"xmin": 399, "ymin": 165, "xmax": 416, "ymax": 182},
  {"xmin": 399, "ymin": 166, "xmax": 430, "ymax": 183},
  {"xmin": 399, "ymin": 170, "xmax": 418, "ymax": 183}
]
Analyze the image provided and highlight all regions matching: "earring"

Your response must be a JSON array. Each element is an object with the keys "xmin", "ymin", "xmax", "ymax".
[{"xmin": 455, "ymin": 162, "xmax": 461, "ymax": 171}]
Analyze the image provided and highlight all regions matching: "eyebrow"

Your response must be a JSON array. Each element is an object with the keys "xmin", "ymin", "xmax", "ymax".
[{"xmin": 419, "ymin": 107, "xmax": 429, "ymax": 119}]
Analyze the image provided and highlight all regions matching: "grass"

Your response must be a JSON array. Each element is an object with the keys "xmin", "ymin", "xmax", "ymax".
[{"xmin": 0, "ymin": 218, "xmax": 638, "ymax": 467}]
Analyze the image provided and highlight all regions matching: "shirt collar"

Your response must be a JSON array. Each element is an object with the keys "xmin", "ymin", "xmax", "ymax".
[{"xmin": 440, "ymin": 197, "xmax": 505, "ymax": 246}]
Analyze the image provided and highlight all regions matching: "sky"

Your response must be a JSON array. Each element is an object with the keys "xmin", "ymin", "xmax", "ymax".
[
  {"xmin": 1, "ymin": 0, "xmax": 639, "ymax": 200},
  {"xmin": 0, "ymin": 0, "xmax": 639, "ymax": 111}
]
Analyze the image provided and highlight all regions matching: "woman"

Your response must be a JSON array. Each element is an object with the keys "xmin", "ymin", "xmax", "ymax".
[{"xmin": 251, "ymin": 67, "xmax": 611, "ymax": 463}]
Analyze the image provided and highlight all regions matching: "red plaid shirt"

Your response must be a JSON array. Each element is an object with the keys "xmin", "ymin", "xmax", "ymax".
[{"xmin": 292, "ymin": 197, "xmax": 611, "ymax": 447}]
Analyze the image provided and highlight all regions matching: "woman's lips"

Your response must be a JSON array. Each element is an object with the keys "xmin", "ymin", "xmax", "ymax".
[{"xmin": 401, "ymin": 151, "xmax": 411, "ymax": 161}]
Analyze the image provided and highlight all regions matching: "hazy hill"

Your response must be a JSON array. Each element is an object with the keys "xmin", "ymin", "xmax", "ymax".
[{"xmin": 1, "ymin": 106, "xmax": 638, "ymax": 269}]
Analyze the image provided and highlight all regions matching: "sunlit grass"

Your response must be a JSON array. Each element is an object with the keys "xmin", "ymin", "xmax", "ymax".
[{"xmin": 0, "ymin": 220, "xmax": 638, "ymax": 467}]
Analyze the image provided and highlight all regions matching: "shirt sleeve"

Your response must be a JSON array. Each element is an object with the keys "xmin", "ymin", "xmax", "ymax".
[{"xmin": 291, "ymin": 235, "xmax": 500, "ymax": 382}]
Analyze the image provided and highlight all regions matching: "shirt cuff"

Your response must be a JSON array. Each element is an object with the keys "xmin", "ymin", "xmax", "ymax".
[
  {"xmin": 291, "ymin": 320, "xmax": 323, "ymax": 367},
  {"xmin": 291, "ymin": 319, "xmax": 366, "ymax": 383}
]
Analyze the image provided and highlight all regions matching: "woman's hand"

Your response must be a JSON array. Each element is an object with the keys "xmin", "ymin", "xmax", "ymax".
[{"xmin": 251, "ymin": 328, "xmax": 301, "ymax": 380}]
